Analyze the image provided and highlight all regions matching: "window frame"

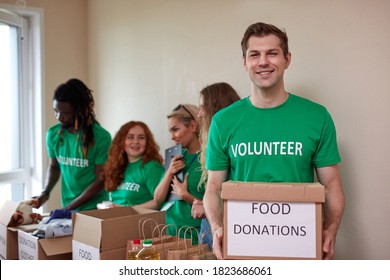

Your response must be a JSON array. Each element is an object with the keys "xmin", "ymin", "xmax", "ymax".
[{"xmin": 0, "ymin": 4, "xmax": 44, "ymax": 208}]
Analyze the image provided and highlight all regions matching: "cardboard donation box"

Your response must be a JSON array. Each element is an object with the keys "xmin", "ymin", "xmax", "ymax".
[
  {"xmin": 0, "ymin": 201, "xmax": 40, "ymax": 260},
  {"xmin": 72, "ymin": 206, "xmax": 165, "ymax": 260},
  {"xmin": 222, "ymin": 181, "xmax": 325, "ymax": 260},
  {"xmin": 18, "ymin": 231, "xmax": 72, "ymax": 260}
]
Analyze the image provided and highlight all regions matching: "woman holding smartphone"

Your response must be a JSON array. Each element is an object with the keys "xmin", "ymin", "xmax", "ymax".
[{"xmin": 154, "ymin": 104, "xmax": 204, "ymax": 243}]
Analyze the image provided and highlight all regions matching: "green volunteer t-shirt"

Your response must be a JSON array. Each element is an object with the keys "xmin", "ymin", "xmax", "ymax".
[
  {"xmin": 46, "ymin": 123, "xmax": 111, "ymax": 210},
  {"xmin": 206, "ymin": 94, "xmax": 341, "ymax": 182},
  {"xmin": 160, "ymin": 150, "xmax": 205, "ymax": 243},
  {"xmin": 109, "ymin": 159, "xmax": 164, "ymax": 206}
]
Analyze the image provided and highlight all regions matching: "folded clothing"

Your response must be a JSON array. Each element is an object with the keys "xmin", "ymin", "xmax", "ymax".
[
  {"xmin": 33, "ymin": 218, "xmax": 72, "ymax": 239},
  {"xmin": 31, "ymin": 208, "xmax": 75, "ymax": 239},
  {"xmin": 45, "ymin": 209, "xmax": 74, "ymax": 224}
]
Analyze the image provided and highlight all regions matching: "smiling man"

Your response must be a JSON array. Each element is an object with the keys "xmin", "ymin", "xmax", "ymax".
[{"xmin": 203, "ymin": 22, "xmax": 345, "ymax": 260}]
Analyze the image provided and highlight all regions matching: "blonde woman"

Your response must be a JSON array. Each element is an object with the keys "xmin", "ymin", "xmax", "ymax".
[{"xmin": 154, "ymin": 104, "xmax": 203, "ymax": 243}]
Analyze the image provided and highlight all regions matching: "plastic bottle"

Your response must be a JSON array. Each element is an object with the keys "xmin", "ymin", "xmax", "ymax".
[
  {"xmin": 135, "ymin": 239, "xmax": 160, "ymax": 260},
  {"xmin": 127, "ymin": 239, "xmax": 141, "ymax": 260}
]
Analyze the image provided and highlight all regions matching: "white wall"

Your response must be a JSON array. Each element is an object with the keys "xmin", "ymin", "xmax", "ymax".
[{"xmin": 88, "ymin": 0, "xmax": 390, "ymax": 260}]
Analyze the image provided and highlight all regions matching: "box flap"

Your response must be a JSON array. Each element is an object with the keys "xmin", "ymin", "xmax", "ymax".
[
  {"xmin": 73, "ymin": 207, "xmax": 165, "ymax": 252},
  {"xmin": 17, "ymin": 223, "xmax": 41, "ymax": 232},
  {"xmin": 72, "ymin": 207, "xmax": 142, "ymax": 249},
  {"xmin": 131, "ymin": 206, "xmax": 158, "ymax": 215},
  {"xmin": 221, "ymin": 181, "xmax": 325, "ymax": 202},
  {"xmin": 73, "ymin": 213, "xmax": 102, "ymax": 248},
  {"xmin": 99, "ymin": 207, "xmax": 156, "ymax": 251},
  {"xmin": 0, "ymin": 201, "xmax": 19, "ymax": 225},
  {"xmin": 77, "ymin": 206, "xmax": 138, "ymax": 220},
  {"xmin": 39, "ymin": 236, "xmax": 73, "ymax": 256}
]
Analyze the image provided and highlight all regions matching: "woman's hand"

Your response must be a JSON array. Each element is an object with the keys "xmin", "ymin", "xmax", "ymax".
[
  {"xmin": 192, "ymin": 199, "xmax": 206, "ymax": 219},
  {"xmin": 171, "ymin": 173, "xmax": 189, "ymax": 199},
  {"xmin": 167, "ymin": 154, "xmax": 185, "ymax": 177}
]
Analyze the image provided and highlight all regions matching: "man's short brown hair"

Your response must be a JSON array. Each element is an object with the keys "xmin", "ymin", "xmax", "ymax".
[{"xmin": 241, "ymin": 22, "xmax": 289, "ymax": 58}]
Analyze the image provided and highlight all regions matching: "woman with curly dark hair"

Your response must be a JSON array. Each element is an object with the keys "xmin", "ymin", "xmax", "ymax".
[{"xmin": 104, "ymin": 121, "xmax": 164, "ymax": 208}]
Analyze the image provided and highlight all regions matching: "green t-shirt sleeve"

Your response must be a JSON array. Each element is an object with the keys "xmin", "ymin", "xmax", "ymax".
[
  {"xmin": 206, "ymin": 118, "xmax": 230, "ymax": 171},
  {"xmin": 312, "ymin": 109, "xmax": 341, "ymax": 168},
  {"xmin": 46, "ymin": 126, "xmax": 57, "ymax": 159}
]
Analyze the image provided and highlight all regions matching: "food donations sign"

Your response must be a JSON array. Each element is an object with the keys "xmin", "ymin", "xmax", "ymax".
[{"xmin": 222, "ymin": 181, "xmax": 324, "ymax": 259}]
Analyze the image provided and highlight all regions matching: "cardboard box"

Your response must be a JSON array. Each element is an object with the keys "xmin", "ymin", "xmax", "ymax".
[
  {"xmin": 72, "ymin": 206, "xmax": 165, "ymax": 260},
  {"xmin": 0, "ymin": 200, "xmax": 41, "ymax": 260},
  {"xmin": 222, "ymin": 181, "xmax": 325, "ymax": 260},
  {"xmin": 1, "ymin": 200, "xmax": 72, "ymax": 260},
  {"xmin": 0, "ymin": 201, "xmax": 19, "ymax": 260},
  {"xmin": 18, "ymin": 231, "xmax": 72, "ymax": 260}
]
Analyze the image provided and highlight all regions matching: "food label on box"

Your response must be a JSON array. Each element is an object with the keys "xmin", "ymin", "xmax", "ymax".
[
  {"xmin": 72, "ymin": 240, "xmax": 100, "ymax": 260},
  {"xmin": 0, "ymin": 223, "xmax": 6, "ymax": 260},
  {"xmin": 18, "ymin": 230, "xmax": 38, "ymax": 260},
  {"xmin": 226, "ymin": 200, "xmax": 316, "ymax": 258}
]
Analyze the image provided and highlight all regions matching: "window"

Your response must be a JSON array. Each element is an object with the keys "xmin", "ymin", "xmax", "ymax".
[{"xmin": 0, "ymin": 6, "xmax": 43, "ymax": 210}]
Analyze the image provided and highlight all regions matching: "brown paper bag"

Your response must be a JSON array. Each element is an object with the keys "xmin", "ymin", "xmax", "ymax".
[
  {"xmin": 126, "ymin": 218, "xmax": 172, "ymax": 259},
  {"xmin": 138, "ymin": 217, "xmax": 159, "ymax": 239},
  {"xmin": 138, "ymin": 218, "xmax": 178, "ymax": 244},
  {"xmin": 166, "ymin": 226, "xmax": 215, "ymax": 260},
  {"xmin": 126, "ymin": 234, "xmax": 179, "ymax": 259},
  {"xmin": 127, "ymin": 224, "xmax": 192, "ymax": 260},
  {"xmin": 153, "ymin": 236, "xmax": 191, "ymax": 259},
  {"xmin": 188, "ymin": 250, "xmax": 217, "ymax": 260},
  {"xmin": 192, "ymin": 230, "xmax": 217, "ymax": 260},
  {"xmin": 151, "ymin": 224, "xmax": 192, "ymax": 260},
  {"xmin": 167, "ymin": 243, "xmax": 214, "ymax": 260}
]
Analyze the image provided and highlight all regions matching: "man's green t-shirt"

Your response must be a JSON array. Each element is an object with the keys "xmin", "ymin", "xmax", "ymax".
[
  {"xmin": 109, "ymin": 159, "xmax": 164, "ymax": 206},
  {"xmin": 46, "ymin": 123, "xmax": 111, "ymax": 210},
  {"xmin": 206, "ymin": 94, "xmax": 341, "ymax": 182}
]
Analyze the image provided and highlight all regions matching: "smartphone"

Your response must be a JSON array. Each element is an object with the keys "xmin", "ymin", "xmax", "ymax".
[
  {"xmin": 164, "ymin": 144, "xmax": 183, "ymax": 202},
  {"xmin": 164, "ymin": 143, "xmax": 184, "ymax": 182}
]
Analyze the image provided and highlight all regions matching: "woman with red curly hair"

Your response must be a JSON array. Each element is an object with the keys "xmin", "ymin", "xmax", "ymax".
[{"xmin": 104, "ymin": 121, "xmax": 164, "ymax": 208}]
